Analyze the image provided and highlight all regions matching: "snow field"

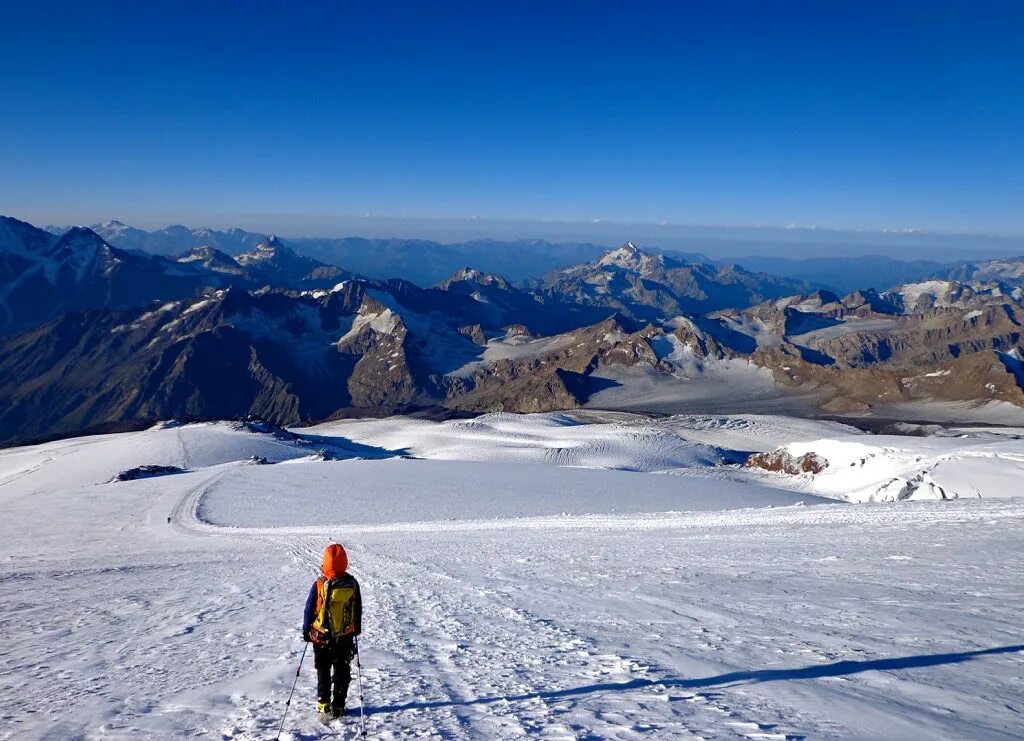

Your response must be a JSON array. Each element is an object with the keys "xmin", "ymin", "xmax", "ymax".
[
  {"xmin": 1, "ymin": 413, "xmax": 1023, "ymax": 738},
  {"xmin": 584, "ymin": 362, "xmax": 790, "ymax": 416},
  {"xmin": 196, "ymin": 460, "xmax": 822, "ymax": 529},
  {"xmin": 765, "ymin": 434, "xmax": 1024, "ymax": 502},
  {"xmin": 302, "ymin": 411, "xmax": 861, "ymax": 471},
  {"xmin": 0, "ymin": 420, "xmax": 375, "ymax": 493}
]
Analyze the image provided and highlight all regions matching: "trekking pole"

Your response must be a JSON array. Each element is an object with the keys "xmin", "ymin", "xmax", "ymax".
[
  {"xmin": 355, "ymin": 637, "xmax": 368, "ymax": 738},
  {"xmin": 275, "ymin": 642, "xmax": 308, "ymax": 741}
]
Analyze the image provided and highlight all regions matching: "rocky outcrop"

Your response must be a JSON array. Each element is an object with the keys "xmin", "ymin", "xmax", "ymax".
[
  {"xmin": 458, "ymin": 324, "xmax": 487, "ymax": 345},
  {"xmin": 340, "ymin": 305, "xmax": 421, "ymax": 408},
  {"xmin": 110, "ymin": 465, "xmax": 186, "ymax": 482},
  {"xmin": 746, "ymin": 450, "xmax": 829, "ymax": 475},
  {"xmin": 450, "ymin": 368, "xmax": 586, "ymax": 413}
]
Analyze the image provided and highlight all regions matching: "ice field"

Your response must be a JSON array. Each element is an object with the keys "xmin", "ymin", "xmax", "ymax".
[{"xmin": 1, "ymin": 414, "xmax": 1022, "ymax": 739}]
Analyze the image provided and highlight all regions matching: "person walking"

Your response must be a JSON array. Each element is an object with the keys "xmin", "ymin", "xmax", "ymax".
[{"xmin": 302, "ymin": 543, "xmax": 362, "ymax": 719}]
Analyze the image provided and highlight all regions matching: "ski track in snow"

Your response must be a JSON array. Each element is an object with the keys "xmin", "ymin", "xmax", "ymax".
[{"xmin": 1, "ymin": 416, "xmax": 1023, "ymax": 739}]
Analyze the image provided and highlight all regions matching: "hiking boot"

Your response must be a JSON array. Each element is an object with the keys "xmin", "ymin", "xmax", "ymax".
[
  {"xmin": 331, "ymin": 703, "xmax": 346, "ymax": 718},
  {"xmin": 316, "ymin": 700, "xmax": 330, "ymax": 717}
]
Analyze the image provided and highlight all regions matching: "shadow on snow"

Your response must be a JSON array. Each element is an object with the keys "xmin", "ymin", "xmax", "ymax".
[
  {"xmin": 364, "ymin": 644, "xmax": 1024, "ymax": 716},
  {"xmin": 295, "ymin": 432, "xmax": 411, "ymax": 461}
]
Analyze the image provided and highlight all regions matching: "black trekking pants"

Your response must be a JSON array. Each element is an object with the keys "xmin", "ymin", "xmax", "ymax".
[{"xmin": 313, "ymin": 637, "xmax": 355, "ymax": 707}]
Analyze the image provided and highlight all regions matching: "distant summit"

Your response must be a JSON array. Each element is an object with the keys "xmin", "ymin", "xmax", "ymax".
[
  {"xmin": 89, "ymin": 221, "xmax": 267, "ymax": 256},
  {"xmin": 544, "ymin": 240, "xmax": 811, "ymax": 321},
  {"xmin": 237, "ymin": 235, "xmax": 288, "ymax": 265},
  {"xmin": 236, "ymin": 236, "xmax": 351, "ymax": 288},
  {"xmin": 177, "ymin": 246, "xmax": 246, "ymax": 276},
  {"xmin": 437, "ymin": 267, "xmax": 512, "ymax": 291}
]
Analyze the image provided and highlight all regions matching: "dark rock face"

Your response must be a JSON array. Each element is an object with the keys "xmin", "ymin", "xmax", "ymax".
[
  {"xmin": 0, "ymin": 292, "xmax": 331, "ymax": 443},
  {"xmin": 110, "ymin": 465, "xmax": 186, "ymax": 482},
  {"xmin": 0, "ymin": 274, "xmax": 670, "ymax": 443},
  {"xmin": 458, "ymin": 324, "xmax": 487, "ymax": 346}
]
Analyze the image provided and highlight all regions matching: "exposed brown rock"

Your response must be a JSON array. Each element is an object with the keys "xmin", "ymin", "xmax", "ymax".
[
  {"xmin": 450, "ymin": 368, "xmax": 584, "ymax": 413},
  {"xmin": 746, "ymin": 449, "xmax": 829, "ymax": 475},
  {"xmin": 458, "ymin": 324, "xmax": 487, "ymax": 346}
]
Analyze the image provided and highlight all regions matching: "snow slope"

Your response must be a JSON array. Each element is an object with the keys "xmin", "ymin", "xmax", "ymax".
[
  {"xmin": 197, "ymin": 459, "xmax": 822, "ymax": 529},
  {"xmin": 299, "ymin": 412, "xmax": 863, "ymax": 470},
  {"xmin": 755, "ymin": 433, "xmax": 1024, "ymax": 502},
  {"xmin": 1, "ymin": 415, "xmax": 1023, "ymax": 739},
  {"xmin": 0, "ymin": 420, "xmax": 393, "ymax": 489}
]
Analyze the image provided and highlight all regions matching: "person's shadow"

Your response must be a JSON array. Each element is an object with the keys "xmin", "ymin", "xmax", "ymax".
[{"xmin": 365, "ymin": 644, "xmax": 1024, "ymax": 716}]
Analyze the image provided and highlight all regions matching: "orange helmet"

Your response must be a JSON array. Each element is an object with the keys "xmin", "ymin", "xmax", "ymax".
[{"xmin": 321, "ymin": 543, "xmax": 348, "ymax": 579}]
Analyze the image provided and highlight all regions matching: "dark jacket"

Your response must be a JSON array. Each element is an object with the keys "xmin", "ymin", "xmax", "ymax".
[{"xmin": 303, "ymin": 573, "xmax": 362, "ymax": 637}]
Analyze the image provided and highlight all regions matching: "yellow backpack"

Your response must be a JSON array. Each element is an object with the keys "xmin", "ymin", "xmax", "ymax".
[{"xmin": 311, "ymin": 577, "xmax": 357, "ymax": 640}]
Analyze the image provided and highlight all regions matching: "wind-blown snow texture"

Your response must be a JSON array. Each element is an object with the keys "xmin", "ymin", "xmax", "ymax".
[
  {"xmin": 763, "ymin": 433, "xmax": 1024, "ymax": 502},
  {"xmin": 1, "ymin": 414, "xmax": 1022, "ymax": 739}
]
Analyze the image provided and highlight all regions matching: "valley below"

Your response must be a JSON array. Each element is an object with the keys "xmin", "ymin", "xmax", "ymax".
[{"xmin": 5, "ymin": 216, "xmax": 1024, "ymax": 447}]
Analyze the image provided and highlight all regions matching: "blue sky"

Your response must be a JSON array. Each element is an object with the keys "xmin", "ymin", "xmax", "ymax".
[{"xmin": 1, "ymin": 1, "xmax": 1022, "ymax": 235}]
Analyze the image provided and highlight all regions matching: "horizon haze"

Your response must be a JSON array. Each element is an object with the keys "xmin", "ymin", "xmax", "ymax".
[{"xmin": 34, "ymin": 215, "xmax": 1024, "ymax": 264}]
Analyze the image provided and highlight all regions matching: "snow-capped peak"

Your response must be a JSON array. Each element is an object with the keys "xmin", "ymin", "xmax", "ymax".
[
  {"xmin": 174, "ymin": 246, "xmax": 244, "ymax": 275},
  {"xmin": 237, "ymin": 236, "xmax": 290, "ymax": 265},
  {"xmin": 44, "ymin": 227, "xmax": 115, "ymax": 282},
  {"xmin": 597, "ymin": 241, "xmax": 658, "ymax": 271},
  {"xmin": 255, "ymin": 236, "xmax": 284, "ymax": 253},
  {"xmin": 177, "ymin": 246, "xmax": 215, "ymax": 261},
  {"xmin": 881, "ymin": 279, "xmax": 1013, "ymax": 314},
  {"xmin": 444, "ymin": 267, "xmax": 509, "ymax": 289}
]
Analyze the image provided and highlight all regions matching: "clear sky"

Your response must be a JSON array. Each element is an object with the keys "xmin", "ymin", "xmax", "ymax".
[{"xmin": 1, "ymin": 0, "xmax": 1022, "ymax": 235}]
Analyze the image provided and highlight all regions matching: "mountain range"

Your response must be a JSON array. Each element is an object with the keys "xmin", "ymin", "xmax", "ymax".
[
  {"xmin": 3, "ymin": 215, "xmax": 1024, "ymax": 444},
  {"xmin": 76, "ymin": 221, "xmax": 655, "ymax": 287},
  {"xmin": 69, "ymin": 219, "xmax": 973, "ymax": 293},
  {"xmin": 0, "ymin": 217, "xmax": 354, "ymax": 335}
]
